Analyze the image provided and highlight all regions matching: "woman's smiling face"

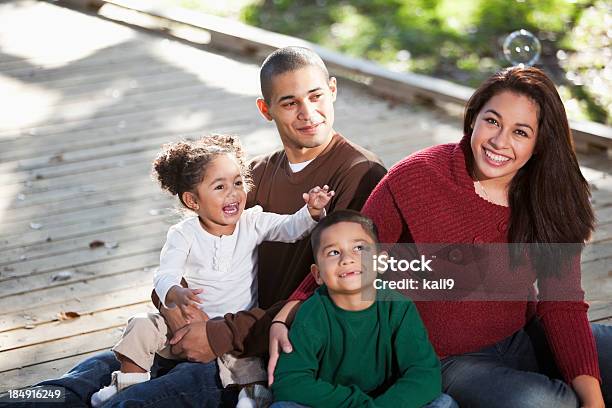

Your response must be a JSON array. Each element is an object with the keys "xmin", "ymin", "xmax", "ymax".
[{"xmin": 470, "ymin": 90, "xmax": 539, "ymax": 186}]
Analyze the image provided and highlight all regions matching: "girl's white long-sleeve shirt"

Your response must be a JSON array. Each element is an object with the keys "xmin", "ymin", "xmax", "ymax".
[{"xmin": 154, "ymin": 204, "xmax": 317, "ymax": 318}]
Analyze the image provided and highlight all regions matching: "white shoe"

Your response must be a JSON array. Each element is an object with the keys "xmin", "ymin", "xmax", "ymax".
[
  {"xmin": 236, "ymin": 384, "xmax": 273, "ymax": 408},
  {"xmin": 91, "ymin": 371, "xmax": 150, "ymax": 407}
]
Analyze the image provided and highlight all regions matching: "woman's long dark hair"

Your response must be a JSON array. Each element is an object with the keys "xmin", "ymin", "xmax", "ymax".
[{"xmin": 463, "ymin": 67, "xmax": 594, "ymax": 277}]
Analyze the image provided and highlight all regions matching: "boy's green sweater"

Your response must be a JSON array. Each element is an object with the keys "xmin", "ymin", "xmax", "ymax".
[{"xmin": 272, "ymin": 286, "xmax": 441, "ymax": 407}]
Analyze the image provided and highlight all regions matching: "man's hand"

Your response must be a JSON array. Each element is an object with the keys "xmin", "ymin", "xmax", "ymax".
[
  {"xmin": 169, "ymin": 321, "xmax": 216, "ymax": 363},
  {"xmin": 267, "ymin": 300, "xmax": 300, "ymax": 385},
  {"xmin": 268, "ymin": 321, "xmax": 292, "ymax": 386},
  {"xmin": 160, "ymin": 302, "xmax": 209, "ymax": 334}
]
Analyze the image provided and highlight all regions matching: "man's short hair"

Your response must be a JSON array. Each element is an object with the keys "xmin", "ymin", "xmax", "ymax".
[
  {"xmin": 260, "ymin": 46, "xmax": 329, "ymax": 103},
  {"xmin": 310, "ymin": 210, "xmax": 379, "ymax": 257}
]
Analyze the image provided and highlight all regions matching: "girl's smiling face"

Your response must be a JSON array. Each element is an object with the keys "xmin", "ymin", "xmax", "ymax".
[
  {"xmin": 187, "ymin": 153, "xmax": 247, "ymax": 236},
  {"xmin": 470, "ymin": 91, "xmax": 539, "ymax": 186}
]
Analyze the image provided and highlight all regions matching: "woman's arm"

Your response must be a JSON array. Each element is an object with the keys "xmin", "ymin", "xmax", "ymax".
[
  {"xmin": 537, "ymin": 255, "xmax": 603, "ymax": 406},
  {"xmin": 572, "ymin": 375, "xmax": 605, "ymax": 408}
]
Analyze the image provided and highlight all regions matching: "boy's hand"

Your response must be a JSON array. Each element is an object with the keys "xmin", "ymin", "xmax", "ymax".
[
  {"xmin": 165, "ymin": 286, "xmax": 204, "ymax": 323},
  {"xmin": 303, "ymin": 185, "xmax": 334, "ymax": 220}
]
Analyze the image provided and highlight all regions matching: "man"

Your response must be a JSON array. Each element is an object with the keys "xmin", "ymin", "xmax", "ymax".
[{"xmin": 16, "ymin": 46, "xmax": 386, "ymax": 407}]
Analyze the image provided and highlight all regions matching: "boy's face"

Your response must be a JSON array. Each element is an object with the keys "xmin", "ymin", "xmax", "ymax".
[
  {"xmin": 257, "ymin": 65, "xmax": 337, "ymax": 157},
  {"xmin": 312, "ymin": 222, "xmax": 377, "ymax": 295}
]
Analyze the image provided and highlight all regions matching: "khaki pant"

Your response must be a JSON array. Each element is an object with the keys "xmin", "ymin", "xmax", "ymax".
[{"xmin": 113, "ymin": 312, "xmax": 266, "ymax": 387}]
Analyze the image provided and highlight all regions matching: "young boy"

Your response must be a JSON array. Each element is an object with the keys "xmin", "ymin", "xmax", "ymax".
[{"xmin": 271, "ymin": 210, "xmax": 455, "ymax": 408}]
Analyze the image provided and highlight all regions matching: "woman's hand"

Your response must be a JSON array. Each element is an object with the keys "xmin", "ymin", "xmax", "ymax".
[
  {"xmin": 267, "ymin": 300, "xmax": 301, "ymax": 385},
  {"xmin": 572, "ymin": 374, "xmax": 604, "ymax": 408}
]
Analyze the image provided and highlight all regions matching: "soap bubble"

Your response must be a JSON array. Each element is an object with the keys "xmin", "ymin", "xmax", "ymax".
[{"xmin": 502, "ymin": 29, "xmax": 541, "ymax": 67}]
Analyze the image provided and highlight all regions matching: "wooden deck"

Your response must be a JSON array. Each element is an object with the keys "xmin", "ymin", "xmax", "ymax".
[{"xmin": 0, "ymin": 0, "xmax": 610, "ymax": 391}]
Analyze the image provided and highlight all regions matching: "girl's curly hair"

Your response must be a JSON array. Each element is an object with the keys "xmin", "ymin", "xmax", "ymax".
[{"xmin": 152, "ymin": 134, "xmax": 253, "ymax": 208}]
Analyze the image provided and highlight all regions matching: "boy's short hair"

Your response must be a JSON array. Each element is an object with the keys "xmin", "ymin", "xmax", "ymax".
[
  {"xmin": 311, "ymin": 210, "xmax": 379, "ymax": 257},
  {"xmin": 260, "ymin": 46, "xmax": 329, "ymax": 103}
]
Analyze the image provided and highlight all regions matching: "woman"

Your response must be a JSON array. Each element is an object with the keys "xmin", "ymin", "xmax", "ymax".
[{"xmin": 278, "ymin": 67, "xmax": 610, "ymax": 407}]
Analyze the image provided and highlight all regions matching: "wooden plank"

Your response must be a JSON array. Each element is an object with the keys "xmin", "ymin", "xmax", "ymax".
[
  {"xmin": 588, "ymin": 302, "xmax": 612, "ymax": 322},
  {"xmin": 0, "ymin": 327, "xmax": 124, "ymax": 373},
  {"xmin": 0, "ymin": 350, "xmax": 101, "ymax": 392},
  {"xmin": 0, "ymin": 257, "xmax": 158, "ymax": 310},
  {"xmin": 0, "ymin": 93, "xmax": 252, "ymax": 142},
  {"xmin": 0, "ymin": 186, "xmax": 166, "ymax": 226},
  {"xmin": 0, "ymin": 125, "xmax": 280, "ymax": 195},
  {"xmin": 0, "ymin": 283, "xmax": 151, "ymax": 332},
  {"xmin": 582, "ymin": 241, "xmax": 612, "ymax": 264},
  {"xmin": 0, "ymin": 94, "xmax": 258, "ymax": 156},
  {"xmin": 593, "ymin": 317, "xmax": 612, "ymax": 326},
  {"xmin": 0, "ymin": 303, "xmax": 154, "ymax": 352},
  {"xmin": 0, "ymin": 119, "xmax": 250, "ymax": 178},
  {"xmin": 0, "ymin": 228, "xmax": 165, "ymax": 275},
  {"xmin": 0, "ymin": 37, "xmax": 148, "ymax": 69},
  {"xmin": 0, "ymin": 211, "xmax": 173, "ymax": 253},
  {"xmin": 0, "ymin": 195, "xmax": 173, "ymax": 235},
  {"xmin": 0, "ymin": 86, "xmax": 233, "ymax": 139}
]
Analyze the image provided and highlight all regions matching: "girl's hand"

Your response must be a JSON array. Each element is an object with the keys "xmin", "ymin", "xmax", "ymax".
[
  {"xmin": 303, "ymin": 185, "xmax": 335, "ymax": 220},
  {"xmin": 166, "ymin": 286, "xmax": 203, "ymax": 323}
]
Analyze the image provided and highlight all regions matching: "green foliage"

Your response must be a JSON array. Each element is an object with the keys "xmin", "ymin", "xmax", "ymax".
[{"xmin": 167, "ymin": 0, "xmax": 610, "ymax": 124}]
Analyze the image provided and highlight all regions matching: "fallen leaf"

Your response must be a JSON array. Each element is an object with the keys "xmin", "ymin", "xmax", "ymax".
[
  {"xmin": 58, "ymin": 311, "xmax": 80, "ymax": 321},
  {"xmin": 89, "ymin": 240, "xmax": 105, "ymax": 249},
  {"xmin": 49, "ymin": 153, "xmax": 64, "ymax": 163}
]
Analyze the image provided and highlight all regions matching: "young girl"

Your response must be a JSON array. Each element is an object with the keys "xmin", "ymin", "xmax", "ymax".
[
  {"xmin": 92, "ymin": 135, "xmax": 334, "ymax": 407},
  {"xmin": 281, "ymin": 67, "xmax": 611, "ymax": 407}
]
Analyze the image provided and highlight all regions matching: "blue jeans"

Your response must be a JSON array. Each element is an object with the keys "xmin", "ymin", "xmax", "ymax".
[
  {"xmin": 2, "ymin": 351, "xmax": 237, "ymax": 407},
  {"xmin": 270, "ymin": 393, "xmax": 457, "ymax": 407},
  {"xmin": 441, "ymin": 321, "xmax": 612, "ymax": 408}
]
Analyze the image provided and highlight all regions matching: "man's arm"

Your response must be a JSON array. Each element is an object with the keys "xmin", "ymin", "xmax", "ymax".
[{"xmin": 205, "ymin": 300, "xmax": 288, "ymax": 358}]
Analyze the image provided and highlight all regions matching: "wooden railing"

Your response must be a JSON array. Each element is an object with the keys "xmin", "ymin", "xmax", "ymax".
[{"xmin": 60, "ymin": 0, "xmax": 612, "ymax": 155}]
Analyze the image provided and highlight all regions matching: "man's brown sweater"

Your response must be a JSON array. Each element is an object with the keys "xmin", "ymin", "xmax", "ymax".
[{"xmin": 206, "ymin": 133, "xmax": 386, "ymax": 357}]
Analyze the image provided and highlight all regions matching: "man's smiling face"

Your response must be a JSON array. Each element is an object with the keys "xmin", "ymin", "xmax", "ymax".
[{"xmin": 258, "ymin": 65, "xmax": 337, "ymax": 162}]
